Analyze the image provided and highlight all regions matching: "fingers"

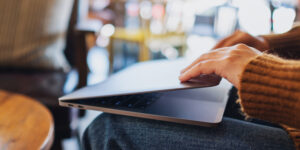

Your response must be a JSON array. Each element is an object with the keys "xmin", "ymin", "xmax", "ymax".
[
  {"xmin": 212, "ymin": 38, "xmax": 228, "ymax": 49},
  {"xmin": 179, "ymin": 60, "xmax": 217, "ymax": 82},
  {"xmin": 212, "ymin": 30, "xmax": 249, "ymax": 49},
  {"xmin": 180, "ymin": 56, "xmax": 208, "ymax": 74},
  {"xmin": 183, "ymin": 31, "xmax": 245, "ymax": 75},
  {"xmin": 212, "ymin": 30, "xmax": 241, "ymax": 49},
  {"xmin": 181, "ymin": 48, "xmax": 226, "ymax": 74},
  {"xmin": 220, "ymin": 35, "xmax": 242, "ymax": 48},
  {"xmin": 181, "ymin": 33, "xmax": 239, "ymax": 75}
]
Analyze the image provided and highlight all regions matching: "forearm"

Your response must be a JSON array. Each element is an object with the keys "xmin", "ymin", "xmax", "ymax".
[
  {"xmin": 238, "ymin": 54, "xmax": 300, "ymax": 129},
  {"xmin": 261, "ymin": 25, "xmax": 300, "ymax": 59}
]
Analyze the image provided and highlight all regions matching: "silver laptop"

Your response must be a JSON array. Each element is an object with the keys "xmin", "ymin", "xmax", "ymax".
[{"xmin": 59, "ymin": 59, "xmax": 232, "ymax": 126}]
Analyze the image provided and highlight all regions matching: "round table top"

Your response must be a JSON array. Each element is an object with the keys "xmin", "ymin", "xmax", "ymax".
[{"xmin": 0, "ymin": 90, "xmax": 54, "ymax": 150}]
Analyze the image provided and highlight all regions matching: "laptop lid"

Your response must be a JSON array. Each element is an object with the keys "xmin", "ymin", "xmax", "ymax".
[{"xmin": 59, "ymin": 59, "xmax": 221, "ymax": 101}]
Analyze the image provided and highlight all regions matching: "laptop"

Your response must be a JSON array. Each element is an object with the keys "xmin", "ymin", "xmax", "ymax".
[{"xmin": 59, "ymin": 59, "xmax": 232, "ymax": 126}]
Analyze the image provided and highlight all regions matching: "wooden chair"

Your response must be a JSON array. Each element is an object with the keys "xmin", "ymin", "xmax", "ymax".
[{"xmin": 0, "ymin": 0, "xmax": 100, "ymax": 149}]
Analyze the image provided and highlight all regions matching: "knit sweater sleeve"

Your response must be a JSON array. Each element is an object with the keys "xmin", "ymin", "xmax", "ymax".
[
  {"xmin": 261, "ymin": 25, "xmax": 300, "ymax": 59},
  {"xmin": 238, "ymin": 54, "xmax": 300, "ymax": 129}
]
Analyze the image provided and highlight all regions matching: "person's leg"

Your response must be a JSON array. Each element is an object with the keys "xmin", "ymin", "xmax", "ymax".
[{"xmin": 82, "ymin": 113, "xmax": 295, "ymax": 150}]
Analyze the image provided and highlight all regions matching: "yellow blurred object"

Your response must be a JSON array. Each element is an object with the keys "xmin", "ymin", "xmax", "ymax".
[
  {"xmin": 108, "ymin": 27, "xmax": 186, "ymax": 72},
  {"xmin": 110, "ymin": 28, "xmax": 149, "ymax": 62}
]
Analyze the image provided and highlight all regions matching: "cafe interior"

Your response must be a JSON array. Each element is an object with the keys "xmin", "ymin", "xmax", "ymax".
[{"xmin": 0, "ymin": 0, "xmax": 299, "ymax": 149}]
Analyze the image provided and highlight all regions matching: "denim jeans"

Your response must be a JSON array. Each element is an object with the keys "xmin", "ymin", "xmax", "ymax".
[
  {"xmin": 82, "ymin": 87, "xmax": 295, "ymax": 150},
  {"xmin": 82, "ymin": 113, "xmax": 295, "ymax": 150}
]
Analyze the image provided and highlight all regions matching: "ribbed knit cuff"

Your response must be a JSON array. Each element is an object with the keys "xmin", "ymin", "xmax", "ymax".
[
  {"xmin": 238, "ymin": 54, "xmax": 300, "ymax": 129},
  {"xmin": 261, "ymin": 26, "xmax": 300, "ymax": 59}
]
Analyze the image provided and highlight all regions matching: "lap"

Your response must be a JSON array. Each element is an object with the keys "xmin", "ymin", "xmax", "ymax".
[{"xmin": 82, "ymin": 113, "xmax": 295, "ymax": 150}]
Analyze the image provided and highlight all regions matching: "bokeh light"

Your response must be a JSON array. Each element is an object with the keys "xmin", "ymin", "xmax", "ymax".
[
  {"xmin": 100, "ymin": 24, "xmax": 115, "ymax": 37},
  {"xmin": 273, "ymin": 7, "xmax": 296, "ymax": 33}
]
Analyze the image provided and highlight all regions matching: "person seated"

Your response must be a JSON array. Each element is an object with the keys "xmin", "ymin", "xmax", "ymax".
[{"xmin": 82, "ymin": 25, "xmax": 300, "ymax": 150}]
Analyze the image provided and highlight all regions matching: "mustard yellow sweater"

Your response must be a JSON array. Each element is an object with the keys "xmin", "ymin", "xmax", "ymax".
[{"xmin": 238, "ymin": 26, "xmax": 300, "ymax": 149}]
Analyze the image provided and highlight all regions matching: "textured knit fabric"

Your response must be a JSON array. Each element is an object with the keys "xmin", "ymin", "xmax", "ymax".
[
  {"xmin": 83, "ymin": 113, "xmax": 295, "ymax": 150},
  {"xmin": 263, "ymin": 25, "xmax": 300, "ymax": 60},
  {"xmin": 239, "ymin": 25, "xmax": 300, "ymax": 150},
  {"xmin": 0, "ymin": 0, "xmax": 73, "ymax": 71}
]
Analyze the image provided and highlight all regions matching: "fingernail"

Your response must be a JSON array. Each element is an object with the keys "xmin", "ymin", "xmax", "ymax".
[
  {"xmin": 179, "ymin": 75, "xmax": 185, "ymax": 81},
  {"xmin": 178, "ymin": 75, "xmax": 182, "ymax": 80}
]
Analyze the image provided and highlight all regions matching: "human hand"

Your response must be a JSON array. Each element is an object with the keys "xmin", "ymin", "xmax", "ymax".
[
  {"xmin": 213, "ymin": 30, "xmax": 270, "ymax": 52},
  {"xmin": 179, "ymin": 44, "xmax": 262, "ymax": 89}
]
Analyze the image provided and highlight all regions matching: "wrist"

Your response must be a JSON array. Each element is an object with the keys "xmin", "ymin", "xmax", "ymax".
[
  {"xmin": 257, "ymin": 36, "xmax": 270, "ymax": 52},
  {"xmin": 237, "ymin": 52, "xmax": 261, "ymax": 90}
]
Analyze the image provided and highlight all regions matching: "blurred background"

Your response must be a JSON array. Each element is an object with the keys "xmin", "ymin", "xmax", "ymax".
[
  {"xmin": 82, "ymin": 0, "xmax": 299, "ymax": 86},
  {"xmin": 1, "ymin": 0, "xmax": 299, "ymax": 149}
]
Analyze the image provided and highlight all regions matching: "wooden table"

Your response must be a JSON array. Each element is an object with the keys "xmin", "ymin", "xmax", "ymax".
[{"xmin": 0, "ymin": 90, "xmax": 54, "ymax": 150}]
